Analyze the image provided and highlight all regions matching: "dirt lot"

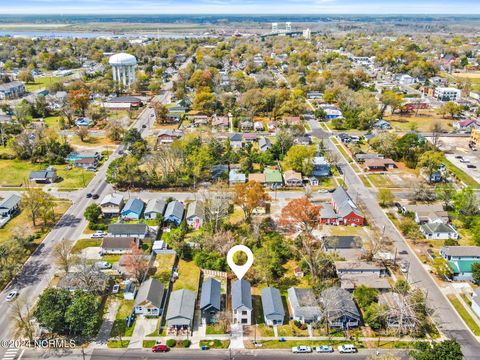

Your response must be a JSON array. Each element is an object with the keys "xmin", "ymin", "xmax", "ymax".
[{"xmin": 385, "ymin": 109, "xmax": 454, "ymax": 132}]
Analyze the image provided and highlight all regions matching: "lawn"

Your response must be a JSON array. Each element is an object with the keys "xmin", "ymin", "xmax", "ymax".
[
  {"xmin": 367, "ymin": 174, "xmax": 393, "ymax": 188},
  {"xmin": 251, "ymin": 339, "xmax": 365, "ymax": 349},
  {"xmin": 447, "ymin": 294, "xmax": 480, "ymax": 336},
  {"xmin": 107, "ymin": 340, "xmax": 130, "ymax": 348},
  {"xmin": 25, "ymin": 76, "xmax": 66, "ymax": 92},
  {"xmin": 0, "ymin": 159, "xmax": 44, "ymax": 186},
  {"xmin": 172, "ymin": 259, "xmax": 201, "ymax": 292},
  {"xmin": 71, "ymin": 238, "xmax": 101, "ymax": 253},
  {"xmin": 206, "ymin": 323, "xmax": 227, "ymax": 335},
  {"xmin": 359, "ymin": 175, "xmax": 372, "ymax": 188},
  {"xmin": 43, "ymin": 116, "xmax": 63, "ymax": 131},
  {"xmin": 199, "ymin": 340, "xmax": 230, "ymax": 349},
  {"xmin": 385, "ymin": 110, "xmax": 454, "ymax": 132},
  {"xmin": 54, "ymin": 165, "xmax": 95, "ymax": 190},
  {"xmin": 111, "ymin": 300, "xmax": 136, "ymax": 337},
  {"xmin": 335, "ymin": 144, "xmax": 353, "ymax": 163},
  {"xmin": 153, "ymin": 253, "xmax": 176, "ymax": 285},
  {"xmin": 143, "ymin": 340, "xmax": 157, "ymax": 348}
]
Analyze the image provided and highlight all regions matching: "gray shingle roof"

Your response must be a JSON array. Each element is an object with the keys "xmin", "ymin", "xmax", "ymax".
[
  {"xmin": 232, "ymin": 279, "xmax": 252, "ymax": 310},
  {"xmin": 200, "ymin": 278, "xmax": 221, "ymax": 312},
  {"xmin": 324, "ymin": 236, "xmax": 362, "ymax": 249},
  {"xmin": 442, "ymin": 246, "xmax": 480, "ymax": 258},
  {"xmin": 102, "ymin": 237, "xmax": 137, "ymax": 250},
  {"xmin": 101, "ymin": 193, "xmax": 123, "ymax": 206},
  {"xmin": 261, "ymin": 287, "xmax": 285, "ymax": 318},
  {"xmin": 164, "ymin": 201, "xmax": 184, "ymax": 221},
  {"xmin": 287, "ymin": 287, "xmax": 321, "ymax": 321},
  {"xmin": 320, "ymin": 203, "xmax": 337, "ymax": 219},
  {"xmin": 186, "ymin": 201, "xmax": 204, "ymax": 220},
  {"xmin": 166, "ymin": 289, "xmax": 196, "ymax": 326},
  {"xmin": 0, "ymin": 194, "xmax": 21, "ymax": 211},
  {"xmin": 421, "ymin": 222, "xmax": 457, "ymax": 234},
  {"xmin": 108, "ymin": 223, "xmax": 148, "ymax": 236},
  {"xmin": 145, "ymin": 199, "xmax": 166, "ymax": 215},
  {"xmin": 321, "ymin": 287, "xmax": 360, "ymax": 322},
  {"xmin": 135, "ymin": 278, "xmax": 165, "ymax": 309}
]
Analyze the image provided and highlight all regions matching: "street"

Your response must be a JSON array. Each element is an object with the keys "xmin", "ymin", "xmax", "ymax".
[{"xmin": 308, "ymin": 119, "xmax": 480, "ymax": 358}]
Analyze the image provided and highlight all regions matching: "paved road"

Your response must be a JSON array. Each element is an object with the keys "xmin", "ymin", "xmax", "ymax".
[
  {"xmin": 308, "ymin": 119, "xmax": 480, "ymax": 358},
  {"xmin": 17, "ymin": 348, "xmax": 408, "ymax": 360}
]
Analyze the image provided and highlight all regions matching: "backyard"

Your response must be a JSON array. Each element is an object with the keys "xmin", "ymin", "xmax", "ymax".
[{"xmin": 172, "ymin": 259, "xmax": 201, "ymax": 292}]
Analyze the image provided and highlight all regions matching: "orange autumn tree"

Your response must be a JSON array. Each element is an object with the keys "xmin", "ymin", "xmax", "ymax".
[
  {"xmin": 234, "ymin": 181, "xmax": 271, "ymax": 223},
  {"xmin": 279, "ymin": 197, "xmax": 328, "ymax": 281},
  {"xmin": 68, "ymin": 88, "xmax": 90, "ymax": 117}
]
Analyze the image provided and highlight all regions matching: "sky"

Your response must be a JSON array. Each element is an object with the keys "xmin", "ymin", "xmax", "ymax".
[{"xmin": 1, "ymin": 0, "xmax": 480, "ymax": 15}]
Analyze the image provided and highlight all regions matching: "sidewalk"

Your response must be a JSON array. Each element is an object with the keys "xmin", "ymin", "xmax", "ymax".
[{"xmin": 91, "ymin": 300, "xmax": 119, "ymax": 349}]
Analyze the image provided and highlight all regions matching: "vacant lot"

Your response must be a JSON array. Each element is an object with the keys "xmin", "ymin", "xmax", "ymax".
[
  {"xmin": 385, "ymin": 110, "xmax": 454, "ymax": 132},
  {"xmin": 455, "ymin": 72, "xmax": 480, "ymax": 92},
  {"xmin": 172, "ymin": 259, "xmax": 201, "ymax": 292},
  {"xmin": 0, "ymin": 160, "xmax": 44, "ymax": 187}
]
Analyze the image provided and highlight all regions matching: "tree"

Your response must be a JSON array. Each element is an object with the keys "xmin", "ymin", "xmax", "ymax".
[
  {"xmin": 410, "ymin": 339, "xmax": 462, "ymax": 360},
  {"xmin": 14, "ymin": 101, "xmax": 32, "ymax": 128},
  {"xmin": 233, "ymin": 181, "xmax": 271, "ymax": 222},
  {"xmin": 435, "ymin": 183, "xmax": 455, "ymax": 210},
  {"xmin": 11, "ymin": 299, "xmax": 37, "ymax": 343},
  {"xmin": 105, "ymin": 119, "xmax": 124, "ymax": 142},
  {"xmin": 377, "ymin": 188, "xmax": 394, "ymax": 207},
  {"xmin": 153, "ymin": 102, "xmax": 169, "ymax": 124},
  {"xmin": 364, "ymin": 302, "xmax": 386, "ymax": 330},
  {"xmin": 438, "ymin": 102, "xmax": 463, "ymax": 119},
  {"xmin": 393, "ymin": 279, "xmax": 410, "ymax": 296},
  {"xmin": 431, "ymin": 257, "xmax": 453, "ymax": 279},
  {"xmin": 34, "ymin": 288, "xmax": 71, "ymax": 334},
  {"xmin": 84, "ymin": 203, "xmax": 102, "ymax": 223},
  {"xmin": 284, "ymin": 145, "xmax": 316, "ymax": 175},
  {"xmin": 472, "ymin": 263, "xmax": 480, "ymax": 284},
  {"xmin": 124, "ymin": 242, "xmax": 149, "ymax": 284},
  {"xmin": 65, "ymin": 291, "xmax": 100, "ymax": 337},
  {"xmin": 379, "ymin": 90, "xmax": 404, "ymax": 116},
  {"xmin": 18, "ymin": 69, "xmax": 34, "ymax": 84},
  {"xmin": 53, "ymin": 239, "xmax": 78, "ymax": 273},
  {"xmin": 68, "ymin": 88, "xmax": 90, "ymax": 116},
  {"xmin": 197, "ymin": 185, "xmax": 232, "ymax": 233},
  {"xmin": 453, "ymin": 187, "xmax": 479, "ymax": 216},
  {"xmin": 353, "ymin": 285, "xmax": 379, "ymax": 309},
  {"xmin": 75, "ymin": 126, "xmax": 90, "ymax": 142},
  {"xmin": 417, "ymin": 151, "xmax": 444, "ymax": 182},
  {"xmin": 21, "ymin": 187, "xmax": 53, "ymax": 227}
]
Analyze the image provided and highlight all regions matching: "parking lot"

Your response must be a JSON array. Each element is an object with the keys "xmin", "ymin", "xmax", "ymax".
[{"xmin": 439, "ymin": 137, "xmax": 480, "ymax": 185}]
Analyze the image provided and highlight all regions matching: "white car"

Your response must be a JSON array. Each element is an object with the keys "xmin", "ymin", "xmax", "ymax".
[
  {"xmin": 95, "ymin": 261, "xmax": 112, "ymax": 270},
  {"xmin": 5, "ymin": 290, "xmax": 18, "ymax": 302},
  {"xmin": 338, "ymin": 344, "xmax": 357, "ymax": 353},
  {"xmin": 292, "ymin": 346, "xmax": 312, "ymax": 353},
  {"xmin": 112, "ymin": 284, "xmax": 120, "ymax": 294},
  {"xmin": 460, "ymin": 158, "xmax": 470, "ymax": 163},
  {"xmin": 92, "ymin": 231, "xmax": 107, "ymax": 238},
  {"xmin": 316, "ymin": 345, "xmax": 334, "ymax": 353},
  {"xmin": 400, "ymin": 262, "xmax": 409, "ymax": 273}
]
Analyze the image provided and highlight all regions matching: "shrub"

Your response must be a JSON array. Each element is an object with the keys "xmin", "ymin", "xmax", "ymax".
[
  {"xmin": 180, "ymin": 340, "xmax": 191, "ymax": 348},
  {"xmin": 166, "ymin": 339, "xmax": 176, "ymax": 347}
]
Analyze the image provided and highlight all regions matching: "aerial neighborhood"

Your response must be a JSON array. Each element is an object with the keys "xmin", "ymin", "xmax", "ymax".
[{"xmin": 0, "ymin": 11, "xmax": 479, "ymax": 360}]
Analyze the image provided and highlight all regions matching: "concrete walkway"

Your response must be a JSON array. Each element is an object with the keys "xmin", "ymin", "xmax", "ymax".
[
  {"xmin": 128, "ymin": 318, "xmax": 158, "ymax": 349},
  {"xmin": 229, "ymin": 324, "xmax": 245, "ymax": 349},
  {"xmin": 91, "ymin": 300, "xmax": 120, "ymax": 349}
]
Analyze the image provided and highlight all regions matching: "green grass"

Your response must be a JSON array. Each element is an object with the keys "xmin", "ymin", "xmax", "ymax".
[
  {"xmin": 206, "ymin": 323, "xmax": 227, "ymax": 335},
  {"xmin": 443, "ymin": 158, "xmax": 479, "ymax": 188},
  {"xmin": 447, "ymin": 294, "xmax": 480, "ymax": 336},
  {"xmin": 54, "ymin": 166, "xmax": 95, "ymax": 190},
  {"xmin": 143, "ymin": 340, "xmax": 157, "ymax": 348},
  {"xmin": 367, "ymin": 174, "xmax": 393, "ymax": 187},
  {"xmin": 336, "ymin": 144, "xmax": 353, "ymax": 163},
  {"xmin": 107, "ymin": 340, "xmax": 130, "ymax": 348},
  {"xmin": 255, "ymin": 340, "xmax": 365, "ymax": 349},
  {"xmin": 359, "ymin": 175, "xmax": 372, "ymax": 188},
  {"xmin": 25, "ymin": 76, "xmax": 66, "ymax": 92},
  {"xmin": 71, "ymin": 238, "xmax": 101, "ymax": 253},
  {"xmin": 172, "ymin": 259, "xmax": 201, "ymax": 292},
  {"xmin": 0, "ymin": 159, "xmax": 44, "ymax": 186},
  {"xmin": 111, "ymin": 300, "xmax": 136, "ymax": 337},
  {"xmin": 199, "ymin": 340, "xmax": 230, "ymax": 349},
  {"xmin": 43, "ymin": 116, "xmax": 63, "ymax": 131},
  {"xmin": 102, "ymin": 254, "xmax": 121, "ymax": 264}
]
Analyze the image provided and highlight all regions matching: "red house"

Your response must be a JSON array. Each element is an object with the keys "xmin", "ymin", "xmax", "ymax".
[{"xmin": 320, "ymin": 187, "xmax": 365, "ymax": 226}]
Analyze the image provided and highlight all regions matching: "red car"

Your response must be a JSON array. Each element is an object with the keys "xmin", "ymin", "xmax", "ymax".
[{"xmin": 152, "ymin": 344, "xmax": 169, "ymax": 352}]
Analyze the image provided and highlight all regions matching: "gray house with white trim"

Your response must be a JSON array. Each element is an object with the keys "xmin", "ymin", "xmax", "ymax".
[
  {"xmin": 261, "ymin": 287, "xmax": 285, "ymax": 326},
  {"xmin": 200, "ymin": 278, "xmax": 221, "ymax": 322},
  {"xmin": 232, "ymin": 279, "xmax": 252, "ymax": 325},
  {"xmin": 166, "ymin": 289, "xmax": 196, "ymax": 331},
  {"xmin": 134, "ymin": 278, "xmax": 165, "ymax": 316}
]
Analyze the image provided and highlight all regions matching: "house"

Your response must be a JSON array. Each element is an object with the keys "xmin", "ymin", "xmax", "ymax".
[
  {"xmin": 312, "ymin": 156, "xmax": 331, "ymax": 177},
  {"xmin": 254, "ymin": 121, "xmax": 264, "ymax": 131},
  {"xmin": 212, "ymin": 115, "xmax": 229, "ymax": 129},
  {"xmin": 430, "ymin": 171, "xmax": 443, "ymax": 183},
  {"xmin": 144, "ymin": 199, "xmax": 166, "ymax": 220},
  {"xmin": 73, "ymin": 157, "xmax": 98, "ymax": 170},
  {"xmin": 420, "ymin": 223, "xmax": 459, "ymax": 240},
  {"xmin": 229, "ymin": 169, "xmax": 246, "ymax": 184},
  {"xmin": 190, "ymin": 114, "xmax": 209, "ymax": 127},
  {"xmin": 104, "ymin": 96, "xmax": 142, "ymax": 110},
  {"xmin": 339, "ymin": 274, "xmax": 391, "ymax": 292},
  {"xmin": 320, "ymin": 287, "xmax": 360, "ymax": 330},
  {"xmin": 267, "ymin": 121, "xmax": 276, "ymax": 132},
  {"xmin": 323, "ymin": 235, "xmax": 363, "ymax": 260},
  {"xmin": 75, "ymin": 117, "xmax": 92, "ymax": 127},
  {"xmin": 287, "ymin": 287, "xmax": 321, "ymax": 324},
  {"xmin": 261, "ymin": 287, "xmax": 285, "ymax": 326},
  {"xmin": 355, "ymin": 153, "xmax": 384, "ymax": 162},
  {"xmin": 0, "ymin": 194, "xmax": 21, "ymax": 218},
  {"xmin": 448, "ymin": 260, "xmax": 479, "ymax": 281},
  {"xmin": 164, "ymin": 201, "xmax": 184, "ymax": 226},
  {"xmin": 319, "ymin": 203, "xmax": 339, "ymax": 225},
  {"xmin": 108, "ymin": 224, "xmax": 149, "ymax": 239},
  {"xmin": 157, "ymin": 130, "xmax": 183, "ymax": 145},
  {"xmin": 229, "ymin": 133, "xmax": 243, "ymax": 148},
  {"xmin": 380, "ymin": 293, "xmax": 416, "ymax": 331},
  {"xmin": 454, "ymin": 119, "xmax": 478, "ymax": 132},
  {"xmin": 283, "ymin": 170, "xmax": 303, "ymax": 187},
  {"xmin": 441, "ymin": 246, "xmax": 480, "ymax": 261},
  {"xmin": 29, "ymin": 167, "xmax": 58, "ymax": 184},
  {"xmin": 100, "ymin": 193, "xmax": 124, "ymax": 217},
  {"xmin": 397, "ymin": 74, "xmax": 416, "ymax": 85},
  {"xmin": 66, "ymin": 151, "xmax": 101, "ymax": 162},
  {"xmin": 364, "ymin": 158, "xmax": 396, "ymax": 171},
  {"xmin": 58, "ymin": 267, "xmax": 109, "ymax": 293},
  {"xmin": 321, "ymin": 106, "xmax": 343, "ymax": 119},
  {"xmin": 0, "ymin": 81, "xmax": 25, "ymax": 99},
  {"xmin": 134, "ymin": 278, "xmax": 165, "ymax": 316},
  {"xmin": 200, "ymin": 278, "xmax": 221, "ymax": 322},
  {"xmin": 373, "ymin": 119, "xmax": 392, "ymax": 130},
  {"xmin": 335, "ymin": 261, "xmax": 387, "ymax": 277},
  {"xmin": 240, "ymin": 120, "xmax": 254, "ymax": 131},
  {"xmin": 294, "ymin": 136, "xmax": 311, "ymax": 146},
  {"xmin": 121, "ymin": 198, "xmax": 145, "ymax": 220},
  {"xmin": 101, "ymin": 237, "xmax": 140, "ymax": 255},
  {"xmin": 165, "ymin": 289, "xmax": 196, "ymax": 332},
  {"xmin": 231, "ymin": 279, "xmax": 253, "ymax": 325},
  {"xmin": 264, "ymin": 168, "xmax": 283, "ymax": 188},
  {"xmin": 259, "ymin": 137, "xmax": 272, "ymax": 152},
  {"xmin": 307, "ymin": 91, "xmax": 323, "ymax": 99},
  {"xmin": 186, "ymin": 201, "xmax": 204, "ymax": 229},
  {"xmin": 405, "ymin": 203, "xmax": 449, "ymax": 224},
  {"xmin": 330, "ymin": 187, "xmax": 365, "ymax": 226}
]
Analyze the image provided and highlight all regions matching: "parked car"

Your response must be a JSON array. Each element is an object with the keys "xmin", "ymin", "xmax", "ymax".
[
  {"xmin": 455, "ymin": 155, "xmax": 463, "ymax": 159},
  {"xmin": 95, "ymin": 261, "xmax": 112, "ymax": 270},
  {"xmin": 142, "ymin": 124, "xmax": 147, "ymax": 128},
  {"xmin": 399, "ymin": 250, "xmax": 408, "ymax": 255},
  {"xmin": 460, "ymin": 158, "xmax": 470, "ymax": 163},
  {"xmin": 467, "ymin": 164, "xmax": 477, "ymax": 169},
  {"xmin": 316, "ymin": 345, "xmax": 334, "ymax": 353},
  {"xmin": 92, "ymin": 230, "xmax": 107, "ymax": 238},
  {"xmin": 112, "ymin": 284, "xmax": 120, "ymax": 294},
  {"xmin": 92, "ymin": 194, "xmax": 100, "ymax": 200},
  {"xmin": 400, "ymin": 262, "xmax": 409, "ymax": 273},
  {"xmin": 86, "ymin": 193, "xmax": 93, "ymax": 198},
  {"xmin": 318, "ymin": 189, "xmax": 329, "ymax": 193},
  {"xmin": 5, "ymin": 290, "xmax": 18, "ymax": 302},
  {"xmin": 152, "ymin": 344, "xmax": 169, "ymax": 352},
  {"xmin": 338, "ymin": 344, "xmax": 357, "ymax": 353},
  {"xmin": 292, "ymin": 346, "xmax": 312, "ymax": 353}
]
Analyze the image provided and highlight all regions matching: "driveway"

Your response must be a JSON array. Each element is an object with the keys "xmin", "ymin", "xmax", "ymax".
[
  {"xmin": 229, "ymin": 324, "xmax": 245, "ymax": 350},
  {"xmin": 81, "ymin": 246, "xmax": 102, "ymax": 260},
  {"xmin": 128, "ymin": 317, "xmax": 158, "ymax": 348}
]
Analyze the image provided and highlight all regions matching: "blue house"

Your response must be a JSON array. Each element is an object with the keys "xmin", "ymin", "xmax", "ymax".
[
  {"xmin": 164, "ymin": 201, "xmax": 185, "ymax": 226},
  {"xmin": 75, "ymin": 117, "xmax": 92, "ymax": 127},
  {"xmin": 121, "ymin": 198, "xmax": 145, "ymax": 220},
  {"xmin": 312, "ymin": 156, "xmax": 331, "ymax": 177}
]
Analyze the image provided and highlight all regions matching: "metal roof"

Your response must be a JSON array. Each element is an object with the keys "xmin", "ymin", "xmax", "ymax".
[
  {"xmin": 135, "ymin": 278, "xmax": 165, "ymax": 309},
  {"xmin": 261, "ymin": 287, "xmax": 285, "ymax": 318},
  {"xmin": 122, "ymin": 198, "xmax": 145, "ymax": 215},
  {"xmin": 0, "ymin": 194, "xmax": 21, "ymax": 211},
  {"xmin": 145, "ymin": 199, "xmax": 166, "ymax": 215},
  {"xmin": 231, "ymin": 279, "xmax": 252, "ymax": 310},
  {"xmin": 164, "ymin": 201, "xmax": 184, "ymax": 220},
  {"xmin": 199, "ymin": 278, "xmax": 221, "ymax": 312},
  {"xmin": 108, "ymin": 223, "xmax": 148, "ymax": 235},
  {"xmin": 166, "ymin": 289, "xmax": 196, "ymax": 326}
]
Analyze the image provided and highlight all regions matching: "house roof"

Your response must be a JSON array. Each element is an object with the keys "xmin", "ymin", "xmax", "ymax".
[
  {"xmin": 248, "ymin": 173, "xmax": 266, "ymax": 183},
  {"xmin": 0, "ymin": 194, "xmax": 21, "ymax": 211},
  {"xmin": 199, "ymin": 278, "xmax": 221, "ymax": 311},
  {"xmin": 229, "ymin": 133, "xmax": 243, "ymax": 142},
  {"xmin": 264, "ymin": 169, "xmax": 282, "ymax": 183},
  {"xmin": 448, "ymin": 260, "xmax": 479, "ymax": 274},
  {"xmin": 243, "ymin": 133, "xmax": 257, "ymax": 140},
  {"xmin": 421, "ymin": 222, "xmax": 457, "ymax": 234},
  {"xmin": 458, "ymin": 119, "xmax": 476, "ymax": 127},
  {"xmin": 337, "ymin": 203, "xmax": 363, "ymax": 219},
  {"xmin": 229, "ymin": 169, "xmax": 246, "ymax": 182},
  {"xmin": 211, "ymin": 164, "xmax": 229, "ymax": 179},
  {"xmin": 135, "ymin": 278, "xmax": 165, "ymax": 309},
  {"xmin": 101, "ymin": 193, "xmax": 123, "ymax": 207},
  {"xmin": 320, "ymin": 203, "xmax": 337, "ymax": 219},
  {"xmin": 164, "ymin": 201, "xmax": 184, "ymax": 220},
  {"xmin": 231, "ymin": 279, "xmax": 252, "ymax": 310},
  {"xmin": 335, "ymin": 261, "xmax": 385, "ymax": 272},
  {"xmin": 145, "ymin": 199, "xmax": 166, "ymax": 215},
  {"xmin": 122, "ymin": 198, "xmax": 145, "ymax": 215},
  {"xmin": 442, "ymin": 246, "xmax": 480, "ymax": 258},
  {"xmin": 332, "ymin": 187, "xmax": 351, "ymax": 207},
  {"xmin": 186, "ymin": 201, "xmax": 204, "ymax": 220},
  {"xmin": 102, "ymin": 237, "xmax": 137, "ymax": 250},
  {"xmin": 259, "ymin": 137, "xmax": 271, "ymax": 149},
  {"xmin": 287, "ymin": 287, "xmax": 321, "ymax": 320},
  {"xmin": 365, "ymin": 158, "xmax": 396, "ymax": 168},
  {"xmin": 321, "ymin": 287, "xmax": 360, "ymax": 321},
  {"xmin": 166, "ymin": 289, "xmax": 196, "ymax": 326},
  {"xmin": 29, "ymin": 170, "xmax": 56, "ymax": 180},
  {"xmin": 324, "ymin": 236, "xmax": 362, "ymax": 250},
  {"xmin": 283, "ymin": 170, "xmax": 303, "ymax": 181},
  {"xmin": 340, "ymin": 274, "xmax": 391, "ymax": 290},
  {"xmin": 0, "ymin": 81, "xmax": 23, "ymax": 91},
  {"xmin": 108, "ymin": 96, "xmax": 141, "ymax": 103},
  {"xmin": 108, "ymin": 223, "xmax": 148, "ymax": 236},
  {"xmin": 261, "ymin": 287, "xmax": 285, "ymax": 318}
]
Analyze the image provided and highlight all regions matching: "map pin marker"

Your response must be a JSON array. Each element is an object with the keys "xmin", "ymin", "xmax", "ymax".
[{"xmin": 227, "ymin": 245, "xmax": 254, "ymax": 280}]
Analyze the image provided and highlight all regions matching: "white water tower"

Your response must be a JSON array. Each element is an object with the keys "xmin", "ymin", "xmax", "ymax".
[{"xmin": 109, "ymin": 53, "xmax": 137, "ymax": 87}]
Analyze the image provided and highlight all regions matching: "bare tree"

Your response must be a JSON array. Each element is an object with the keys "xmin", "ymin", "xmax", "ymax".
[
  {"xmin": 430, "ymin": 122, "xmax": 443, "ymax": 149},
  {"xmin": 75, "ymin": 258, "xmax": 109, "ymax": 293},
  {"xmin": 200, "ymin": 230, "xmax": 236, "ymax": 256},
  {"xmin": 10, "ymin": 299, "xmax": 37, "ymax": 342},
  {"xmin": 319, "ymin": 287, "xmax": 347, "ymax": 335},
  {"xmin": 124, "ymin": 242, "xmax": 150, "ymax": 284},
  {"xmin": 75, "ymin": 126, "xmax": 90, "ymax": 142},
  {"xmin": 197, "ymin": 184, "xmax": 232, "ymax": 233},
  {"xmin": 53, "ymin": 239, "xmax": 78, "ymax": 273}
]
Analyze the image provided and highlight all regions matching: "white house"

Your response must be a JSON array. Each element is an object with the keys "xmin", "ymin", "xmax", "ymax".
[
  {"xmin": 232, "ymin": 279, "xmax": 252, "ymax": 325},
  {"xmin": 420, "ymin": 223, "xmax": 459, "ymax": 240}
]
